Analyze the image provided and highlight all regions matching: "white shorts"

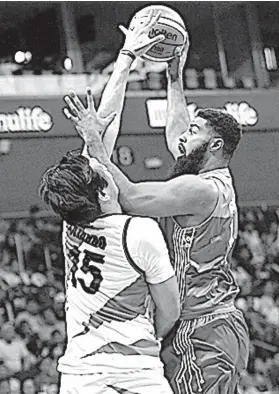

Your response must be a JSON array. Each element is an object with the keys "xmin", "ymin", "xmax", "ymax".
[{"xmin": 59, "ymin": 367, "xmax": 173, "ymax": 394}]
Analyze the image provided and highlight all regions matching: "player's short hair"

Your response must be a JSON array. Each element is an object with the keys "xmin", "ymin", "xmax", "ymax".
[
  {"xmin": 39, "ymin": 150, "xmax": 108, "ymax": 225},
  {"xmin": 197, "ymin": 108, "xmax": 242, "ymax": 158}
]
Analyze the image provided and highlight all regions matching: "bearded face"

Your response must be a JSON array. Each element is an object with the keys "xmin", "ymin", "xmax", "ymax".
[{"xmin": 170, "ymin": 141, "xmax": 209, "ymax": 178}]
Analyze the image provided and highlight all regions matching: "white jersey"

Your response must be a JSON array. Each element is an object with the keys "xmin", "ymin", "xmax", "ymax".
[{"xmin": 58, "ymin": 214, "xmax": 174, "ymax": 374}]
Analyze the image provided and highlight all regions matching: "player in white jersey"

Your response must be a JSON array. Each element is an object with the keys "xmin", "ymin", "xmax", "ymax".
[
  {"xmin": 39, "ymin": 148, "xmax": 180, "ymax": 393},
  {"xmin": 40, "ymin": 15, "xmax": 179, "ymax": 394}
]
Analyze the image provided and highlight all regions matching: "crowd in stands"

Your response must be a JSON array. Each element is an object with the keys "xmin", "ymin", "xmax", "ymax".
[
  {"xmin": 0, "ymin": 205, "xmax": 278, "ymax": 393},
  {"xmin": 233, "ymin": 206, "xmax": 279, "ymax": 393},
  {"xmin": 0, "ymin": 50, "xmax": 256, "ymax": 91}
]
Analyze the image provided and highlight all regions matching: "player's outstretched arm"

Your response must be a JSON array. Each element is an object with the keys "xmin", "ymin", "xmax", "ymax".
[
  {"xmin": 105, "ymin": 163, "xmax": 218, "ymax": 218},
  {"xmin": 64, "ymin": 90, "xmax": 218, "ymax": 219},
  {"xmin": 166, "ymin": 38, "xmax": 191, "ymax": 159}
]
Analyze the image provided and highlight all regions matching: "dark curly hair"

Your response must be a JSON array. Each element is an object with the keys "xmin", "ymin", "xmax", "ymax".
[
  {"xmin": 38, "ymin": 150, "xmax": 108, "ymax": 225},
  {"xmin": 197, "ymin": 108, "xmax": 242, "ymax": 158}
]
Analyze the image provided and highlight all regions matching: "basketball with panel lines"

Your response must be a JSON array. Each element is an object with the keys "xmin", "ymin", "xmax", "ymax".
[{"xmin": 129, "ymin": 5, "xmax": 188, "ymax": 62}]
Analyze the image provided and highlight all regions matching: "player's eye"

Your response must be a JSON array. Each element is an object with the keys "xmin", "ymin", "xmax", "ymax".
[{"xmin": 191, "ymin": 125, "xmax": 199, "ymax": 134}]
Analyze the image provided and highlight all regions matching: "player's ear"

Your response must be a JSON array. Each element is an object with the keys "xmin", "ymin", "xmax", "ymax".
[
  {"xmin": 98, "ymin": 188, "xmax": 110, "ymax": 202},
  {"xmin": 209, "ymin": 137, "xmax": 224, "ymax": 153}
]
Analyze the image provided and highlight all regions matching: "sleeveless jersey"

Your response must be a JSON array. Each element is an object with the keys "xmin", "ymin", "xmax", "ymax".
[
  {"xmin": 172, "ymin": 168, "xmax": 239, "ymax": 320},
  {"xmin": 58, "ymin": 214, "xmax": 165, "ymax": 374}
]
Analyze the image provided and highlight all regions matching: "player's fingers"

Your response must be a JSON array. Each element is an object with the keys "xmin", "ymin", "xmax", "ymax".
[
  {"xmin": 143, "ymin": 9, "xmax": 155, "ymax": 28},
  {"xmin": 86, "ymin": 87, "xmax": 96, "ymax": 113},
  {"xmin": 63, "ymin": 108, "xmax": 79, "ymax": 124},
  {"xmin": 146, "ymin": 11, "xmax": 161, "ymax": 30},
  {"xmin": 180, "ymin": 33, "xmax": 190, "ymax": 54},
  {"xmin": 64, "ymin": 96, "xmax": 81, "ymax": 119},
  {"xmin": 69, "ymin": 90, "xmax": 87, "ymax": 114},
  {"xmin": 174, "ymin": 47, "xmax": 183, "ymax": 57},
  {"xmin": 185, "ymin": 34, "xmax": 190, "ymax": 51},
  {"xmin": 118, "ymin": 25, "xmax": 128, "ymax": 36},
  {"xmin": 136, "ymin": 33, "xmax": 165, "ymax": 53},
  {"xmin": 145, "ymin": 33, "xmax": 165, "ymax": 47},
  {"xmin": 103, "ymin": 112, "xmax": 117, "ymax": 128}
]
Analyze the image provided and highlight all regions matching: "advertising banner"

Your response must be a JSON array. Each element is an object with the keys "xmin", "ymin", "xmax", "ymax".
[{"xmin": 0, "ymin": 89, "xmax": 279, "ymax": 139}]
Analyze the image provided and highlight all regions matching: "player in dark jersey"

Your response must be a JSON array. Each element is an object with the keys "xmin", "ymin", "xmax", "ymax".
[{"xmin": 63, "ymin": 28, "xmax": 249, "ymax": 394}]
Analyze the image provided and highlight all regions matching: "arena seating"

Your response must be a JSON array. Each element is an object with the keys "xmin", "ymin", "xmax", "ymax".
[{"xmin": 0, "ymin": 206, "xmax": 278, "ymax": 393}]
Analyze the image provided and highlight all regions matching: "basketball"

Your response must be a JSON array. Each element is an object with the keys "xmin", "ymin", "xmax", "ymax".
[{"xmin": 129, "ymin": 5, "xmax": 187, "ymax": 62}]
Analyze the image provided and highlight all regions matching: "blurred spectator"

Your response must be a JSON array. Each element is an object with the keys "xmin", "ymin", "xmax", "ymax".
[
  {"xmin": 41, "ymin": 308, "xmax": 64, "ymax": 342},
  {"xmin": 0, "ymin": 361, "xmax": 12, "ymax": 381},
  {"xmin": 34, "ymin": 357, "xmax": 59, "ymax": 388},
  {"xmin": 0, "ymin": 323, "xmax": 31, "ymax": 375},
  {"xmin": 53, "ymin": 292, "xmax": 65, "ymax": 322},
  {"xmin": 0, "ymin": 379, "xmax": 11, "ymax": 394},
  {"xmin": 15, "ymin": 320, "xmax": 33, "ymax": 342},
  {"xmin": 15, "ymin": 299, "xmax": 44, "ymax": 334},
  {"xmin": 20, "ymin": 378, "xmax": 36, "ymax": 394}
]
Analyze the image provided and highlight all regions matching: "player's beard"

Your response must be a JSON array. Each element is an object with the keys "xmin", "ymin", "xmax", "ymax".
[{"xmin": 170, "ymin": 141, "xmax": 209, "ymax": 178}]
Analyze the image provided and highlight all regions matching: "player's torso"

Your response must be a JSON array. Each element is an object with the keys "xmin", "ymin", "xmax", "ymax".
[
  {"xmin": 59, "ymin": 214, "xmax": 160, "ymax": 374},
  {"xmin": 172, "ymin": 168, "xmax": 239, "ymax": 319}
]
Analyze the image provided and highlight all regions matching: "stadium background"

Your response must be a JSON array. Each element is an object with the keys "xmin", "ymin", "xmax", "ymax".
[{"xmin": 0, "ymin": 2, "xmax": 278, "ymax": 393}]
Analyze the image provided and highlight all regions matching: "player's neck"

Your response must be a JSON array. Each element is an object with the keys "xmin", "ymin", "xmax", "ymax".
[
  {"xmin": 199, "ymin": 156, "xmax": 229, "ymax": 174},
  {"xmin": 101, "ymin": 202, "xmax": 122, "ymax": 215}
]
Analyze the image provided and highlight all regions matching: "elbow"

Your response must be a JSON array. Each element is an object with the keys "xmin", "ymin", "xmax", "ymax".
[{"xmin": 160, "ymin": 299, "xmax": 180, "ymax": 326}]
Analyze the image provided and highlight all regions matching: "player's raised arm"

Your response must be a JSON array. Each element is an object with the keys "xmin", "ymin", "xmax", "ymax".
[
  {"xmin": 126, "ymin": 217, "xmax": 180, "ymax": 338},
  {"xmin": 165, "ymin": 38, "xmax": 191, "ymax": 159},
  {"xmin": 66, "ymin": 10, "xmax": 165, "ymax": 159},
  {"xmin": 93, "ymin": 52, "xmax": 133, "ymax": 158}
]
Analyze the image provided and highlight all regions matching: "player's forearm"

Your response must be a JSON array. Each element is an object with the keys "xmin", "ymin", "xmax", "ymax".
[
  {"xmin": 96, "ymin": 53, "xmax": 133, "ymax": 157},
  {"xmin": 86, "ymin": 142, "xmax": 161, "ymax": 217},
  {"xmin": 166, "ymin": 72, "xmax": 190, "ymax": 159},
  {"xmin": 154, "ymin": 307, "xmax": 178, "ymax": 339},
  {"xmin": 102, "ymin": 159, "xmax": 138, "ymax": 212},
  {"xmin": 97, "ymin": 157, "xmax": 164, "ymax": 217}
]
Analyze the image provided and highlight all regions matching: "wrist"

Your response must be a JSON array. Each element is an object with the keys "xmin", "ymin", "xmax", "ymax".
[
  {"xmin": 167, "ymin": 69, "xmax": 183, "ymax": 83},
  {"xmin": 84, "ymin": 136, "xmax": 102, "ymax": 150},
  {"xmin": 119, "ymin": 48, "xmax": 136, "ymax": 63}
]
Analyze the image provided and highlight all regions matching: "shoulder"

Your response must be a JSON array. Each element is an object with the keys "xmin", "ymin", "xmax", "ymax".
[
  {"xmin": 126, "ymin": 217, "xmax": 166, "ymax": 252},
  {"xmin": 171, "ymin": 174, "xmax": 219, "ymax": 211},
  {"xmin": 126, "ymin": 217, "xmax": 161, "ymax": 238}
]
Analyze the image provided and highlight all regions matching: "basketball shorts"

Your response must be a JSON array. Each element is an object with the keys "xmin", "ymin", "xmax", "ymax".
[
  {"xmin": 161, "ymin": 309, "xmax": 250, "ymax": 394},
  {"xmin": 59, "ymin": 367, "xmax": 173, "ymax": 394}
]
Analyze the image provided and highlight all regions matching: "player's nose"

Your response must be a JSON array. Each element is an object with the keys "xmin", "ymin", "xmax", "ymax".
[{"xmin": 179, "ymin": 134, "xmax": 187, "ymax": 144}]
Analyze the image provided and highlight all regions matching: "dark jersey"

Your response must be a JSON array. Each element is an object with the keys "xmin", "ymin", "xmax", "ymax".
[{"xmin": 172, "ymin": 168, "xmax": 239, "ymax": 319}]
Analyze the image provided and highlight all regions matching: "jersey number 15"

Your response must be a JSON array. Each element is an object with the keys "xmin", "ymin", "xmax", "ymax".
[{"xmin": 69, "ymin": 246, "xmax": 105, "ymax": 295}]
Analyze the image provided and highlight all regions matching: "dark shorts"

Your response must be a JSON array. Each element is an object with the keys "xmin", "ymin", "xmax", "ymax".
[{"xmin": 161, "ymin": 309, "xmax": 249, "ymax": 394}]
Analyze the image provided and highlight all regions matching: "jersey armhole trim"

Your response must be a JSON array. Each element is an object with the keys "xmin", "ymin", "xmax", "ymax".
[
  {"xmin": 172, "ymin": 178, "xmax": 220, "ymax": 230},
  {"xmin": 122, "ymin": 217, "xmax": 145, "ymax": 276}
]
